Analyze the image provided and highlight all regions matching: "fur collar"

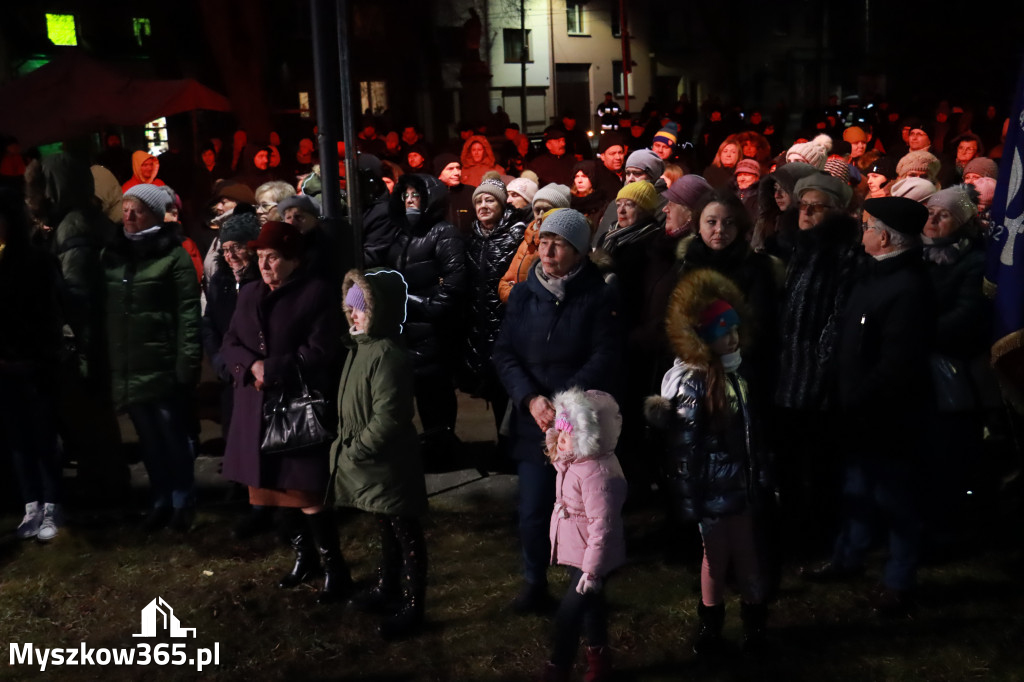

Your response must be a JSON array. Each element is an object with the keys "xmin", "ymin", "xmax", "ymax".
[{"xmin": 665, "ymin": 268, "xmax": 751, "ymax": 367}]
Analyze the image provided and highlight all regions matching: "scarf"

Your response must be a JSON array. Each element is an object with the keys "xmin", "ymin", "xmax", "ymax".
[
  {"xmin": 922, "ymin": 233, "xmax": 970, "ymax": 265},
  {"xmin": 124, "ymin": 224, "xmax": 163, "ymax": 241},
  {"xmin": 534, "ymin": 259, "xmax": 583, "ymax": 301}
]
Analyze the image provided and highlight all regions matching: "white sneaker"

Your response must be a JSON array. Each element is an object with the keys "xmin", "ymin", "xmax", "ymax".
[
  {"xmin": 16, "ymin": 502, "xmax": 41, "ymax": 539},
  {"xmin": 36, "ymin": 503, "xmax": 62, "ymax": 542}
]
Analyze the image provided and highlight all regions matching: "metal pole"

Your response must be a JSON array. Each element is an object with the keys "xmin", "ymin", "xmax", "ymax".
[
  {"xmin": 337, "ymin": 0, "xmax": 363, "ymax": 270},
  {"xmin": 620, "ymin": 0, "xmax": 630, "ymax": 113},
  {"xmin": 310, "ymin": 0, "xmax": 341, "ymax": 220},
  {"xmin": 520, "ymin": 0, "xmax": 527, "ymax": 131}
]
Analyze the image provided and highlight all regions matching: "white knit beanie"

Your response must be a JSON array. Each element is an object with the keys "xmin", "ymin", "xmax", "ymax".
[{"xmin": 786, "ymin": 134, "xmax": 834, "ymax": 170}]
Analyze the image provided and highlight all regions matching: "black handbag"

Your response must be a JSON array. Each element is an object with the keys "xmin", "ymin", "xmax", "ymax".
[{"xmin": 260, "ymin": 363, "xmax": 337, "ymax": 456}]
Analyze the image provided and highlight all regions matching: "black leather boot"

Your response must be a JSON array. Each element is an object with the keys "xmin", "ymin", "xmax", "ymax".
[
  {"xmin": 278, "ymin": 509, "xmax": 320, "ymax": 589},
  {"xmin": 740, "ymin": 602, "xmax": 768, "ymax": 654},
  {"xmin": 306, "ymin": 509, "xmax": 353, "ymax": 605},
  {"xmin": 351, "ymin": 514, "xmax": 401, "ymax": 613},
  {"xmin": 692, "ymin": 601, "xmax": 725, "ymax": 655},
  {"xmin": 379, "ymin": 516, "xmax": 427, "ymax": 640}
]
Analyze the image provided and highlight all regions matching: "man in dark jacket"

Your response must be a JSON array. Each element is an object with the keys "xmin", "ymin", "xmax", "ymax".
[
  {"xmin": 803, "ymin": 197, "xmax": 933, "ymax": 618},
  {"xmin": 434, "ymin": 154, "xmax": 475, "ymax": 237},
  {"xmin": 380, "ymin": 174, "xmax": 468, "ymax": 453},
  {"xmin": 528, "ymin": 127, "xmax": 575, "ymax": 187},
  {"xmin": 493, "ymin": 208, "xmax": 621, "ymax": 613}
]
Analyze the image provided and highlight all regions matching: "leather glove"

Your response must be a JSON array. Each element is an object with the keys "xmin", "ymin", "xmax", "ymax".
[{"xmin": 575, "ymin": 572, "xmax": 602, "ymax": 595}]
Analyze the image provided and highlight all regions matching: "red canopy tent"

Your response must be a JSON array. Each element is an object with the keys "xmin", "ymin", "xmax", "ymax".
[{"xmin": 0, "ymin": 50, "xmax": 232, "ymax": 147}]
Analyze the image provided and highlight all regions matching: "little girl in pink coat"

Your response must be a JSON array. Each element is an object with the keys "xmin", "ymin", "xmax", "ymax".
[{"xmin": 540, "ymin": 388, "xmax": 628, "ymax": 682}]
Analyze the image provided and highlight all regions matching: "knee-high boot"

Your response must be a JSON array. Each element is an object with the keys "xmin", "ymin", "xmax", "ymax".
[
  {"xmin": 306, "ymin": 509, "xmax": 353, "ymax": 605},
  {"xmin": 278, "ymin": 508, "xmax": 320, "ymax": 589},
  {"xmin": 351, "ymin": 514, "xmax": 401, "ymax": 613},
  {"xmin": 379, "ymin": 516, "xmax": 427, "ymax": 639}
]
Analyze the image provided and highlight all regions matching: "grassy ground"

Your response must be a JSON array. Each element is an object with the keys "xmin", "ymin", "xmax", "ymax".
[{"xmin": 2, "ymin": 480, "xmax": 1024, "ymax": 682}]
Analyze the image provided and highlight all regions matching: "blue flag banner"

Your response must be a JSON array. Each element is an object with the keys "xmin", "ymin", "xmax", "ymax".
[{"xmin": 988, "ymin": 57, "xmax": 1024, "ymax": 402}]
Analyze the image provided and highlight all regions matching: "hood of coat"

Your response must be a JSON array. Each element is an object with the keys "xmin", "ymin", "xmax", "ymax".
[
  {"xmin": 26, "ymin": 154, "xmax": 96, "ymax": 225},
  {"xmin": 665, "ymin": 268, "xmax": 750, "ymax": 367},
  {"xmin": 388, "ymin": 173, "xmax": 449, "ymax": 233},
  {"xmin": 460, "ymin": 134, "xmax": 497, "ymax": 169},
  {"xmin": 341, "ymin": 268, "xmax": 408, "ymax": 338},
  {"xmin": 550, "ymin": 388, "xmax": 621, "ymax": 461},
  {"xmin": 131, "ymin": 150, "xmax": 160, "ymax": 184}
]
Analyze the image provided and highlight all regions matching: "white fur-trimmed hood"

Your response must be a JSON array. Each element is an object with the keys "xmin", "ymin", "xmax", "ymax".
[{"xmin": 550, "ymin": 388, "xmax": 622, "ymax": 460}]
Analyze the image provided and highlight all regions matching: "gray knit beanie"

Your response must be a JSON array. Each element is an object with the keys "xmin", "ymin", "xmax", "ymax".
[
  {"xmin": 537, "ymin": 208, "xmax": 591, "ymax": 254},
  {"xmin": 533, "ymin": 183, "xmax": 572, "ymax": 208},
  {"xmin": 794, "ymin": 172, "xmax": 853, "ymax": 210},
  {"xmin": 123, "ymin": 183, "xmax": 170, "ymax": 217},
  {"xmin": 624, "ymin": 149, "xmax": 665, "ymax": 181}
]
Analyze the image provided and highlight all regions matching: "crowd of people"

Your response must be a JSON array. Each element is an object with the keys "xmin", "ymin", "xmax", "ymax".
[{"xmin": 0, "ymin": 91, "xmax": 1012, "ymax": 679}]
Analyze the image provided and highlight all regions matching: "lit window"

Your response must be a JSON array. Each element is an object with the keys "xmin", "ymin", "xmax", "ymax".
[
  {"xmin": 612, "ymin": 61, "xmax": 633, "ymax": 98},
  {"xmin": 46, "ymin": 13, "xmax": 77, "ymax": 46},
  {"xmin": 133, "ymin": 18, "xmax": 152, "ymax": 47},
  {"xmin": 567, "ymin": 3, "xmax": 585, "ymax": 35},
  {"xmin": 145, "ymin": 117, "xmax": 168, "ymax": 156},
  {"xmin": 503, "ymin": 28, "xmax": 532, "ymax": 64},
  {"xmin": 299, "ymin": 92, "xmax": 311, "ymax": 118},
  {"xmin": 359, "ymin": 82, "xmax": 388, "ymax": 115}
]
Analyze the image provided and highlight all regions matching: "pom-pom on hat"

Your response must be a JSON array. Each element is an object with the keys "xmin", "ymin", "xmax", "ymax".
[
  {"xmin": 123, "ymin": 183, "xmax": 170, "ymax": 217},
  {"xmin": 248, "ymin": 220, "xmax": 304, "ymax": 260},
  {"xmin": 697, "ymin": 299, "xmax": 740, "ymax": 343},
  {"xmin": 616, "ymin": 180, "xmax": 660, "ymax": 214},
  {"xmin": 786, "ymin": 133, "xmax": 833, "ymax": 169}
]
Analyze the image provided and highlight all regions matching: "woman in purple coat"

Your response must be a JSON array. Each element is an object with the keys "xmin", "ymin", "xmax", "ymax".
[{"xmin": 220, "ymin": 221, "xmax": 350, "ymax": 605}]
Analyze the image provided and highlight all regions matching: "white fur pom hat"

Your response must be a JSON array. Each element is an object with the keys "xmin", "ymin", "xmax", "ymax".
[{"xmin": 551, "ymin": 388, "xmax": 622, "ymax": 459}]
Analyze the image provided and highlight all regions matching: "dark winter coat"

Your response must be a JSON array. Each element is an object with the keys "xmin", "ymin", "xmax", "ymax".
[
  {"xmin": 493, "ymin": 260, "xmax": 622, "ymax": 463},
  {"xmin": 102, "ymin": 225, "xmax": 201, "ymax": 410},
  {"xmin": 0, "ymin": 246, "xmax": 65, "ymax": 381},
  {"xmin": 462, "ymin": 210, "xmax": 527, "ymax": 397},
  {"xmin": 201, "ymin": 255, "xmax": 259, "ymax": 381},
  {"xmin": 220, "ymin": 271, "xmax": 341, "ymax": 492},
  {"xmin": 837, "ymin": 248, "xmax": 934, "ymax": 454},
  {"xmin": 925, "ymin": 239, "xmax": 990, "ymax": 359},
  {"xmin": 775, "ymin": 213, "xmax": 860, "ymax": 410},
  {"xmin": 330, "ymin": 269, "xmax": 427, "ymax": 517},
  {"xmin": 381, "ymin": 174, "xmax": 468, "ymax": 376}
]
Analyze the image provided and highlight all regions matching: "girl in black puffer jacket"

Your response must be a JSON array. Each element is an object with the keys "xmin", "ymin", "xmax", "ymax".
[{"xmin": 645, "ymin": 268, "xmax": 774, "ymax": 656}]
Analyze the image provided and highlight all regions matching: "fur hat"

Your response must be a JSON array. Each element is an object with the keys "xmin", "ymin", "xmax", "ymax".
[
  {"xmin": 220, "ymin": 211, "xmax": 261, "ymax": 244},
  {"xmin": 549, "ymin": 388, "xmax": 622, "ymax": 460},
  {"xmin": 963, "ymin": 157, "xmax": 998, "ymax": 180},
  {"xmin": 662, "ymin": 174, "xmax": 712, "ymax": 208},
  {"xmin": 534, "ymin": 183, "xmax": 572, "ymax": 209},
  {"xmin": 616, "ymin": 180, "xmax": 660, "ymax": 214},
  {"xmin": 123, "ymin": 183, "xmax": 170, "ymax": 217},
  {"xmin": 786, "ymin": 133, "xmax": 833, "ymax": 169},
  {"xmin": 662, "ymin": 268, "xmax": 750, "ymax": 371},
  {"xmin": 537, "ymin": 207, "xmax": 590, "ymax": 254},
  {"xmin": 506, "ymin": 177, "xmax": 538, "ymax": 204},
  {"xmin": 794, "ymin": 172, "xmax": 853, "ymax": 210},
  {"xmin": 889, "ymin": 177, "xmax": 938, "ymax": 202},
  {"xmin": 925, "ymin": 184, "xmax": 978, "ymax": 226},
  {"xmin": 472, "ymin": 178, "xmax": 507, "ymax": 207},
  {"xmin": 624, "ymin": 149, "xmax": 664, "ymax": 181},
  {"xmin": 896, "ymin": 150, "xmax": 941, "ymax": 182}
]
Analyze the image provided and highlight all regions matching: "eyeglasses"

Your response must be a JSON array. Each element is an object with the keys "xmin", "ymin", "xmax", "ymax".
[
  {"xmin": 624, "ymin": 169, "xmax": 647, "ymax": 181},
  {"xmin": 860, "ymin": 221, "xmax": 881, "ymax": 233},
  {"xmin": 403, "ymin": 192, "xmax": 421, "ymax": 200},
  {"xmin": 220, "ymin": 244, "xmax": 246, "ymax": 255},
  {"xmin": 798, "ymin": 201, "xmax": 829, "ymax": 215},
  {"xmin": 257, "ymin": 201, "xmax": 277, "ymax": 212}
]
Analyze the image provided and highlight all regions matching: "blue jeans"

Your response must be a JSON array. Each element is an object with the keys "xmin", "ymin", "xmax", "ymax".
[
  {"xmin": 517, "ymin": 458, "xmax": 556, "ymax": 586},
  {"xmin": 551, "ymin": 567, "xmax": 608, "ymax": 667},
  {"xmin": 831, "ymin": 456, "xmax": 921, "ymax": 591},
  {"xmin": 127, "ymin": 398, "xmax": 195, "ymax": 509},
  {"xmin": 0, "ymin": 375, "xmax": 62, "ymax": 504}
]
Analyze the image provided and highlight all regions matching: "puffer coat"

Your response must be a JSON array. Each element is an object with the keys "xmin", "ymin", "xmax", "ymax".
[
  {"xmin": 381, "ymin": 174, "xmax": 467, "ymax": 376},
  {"xmin": 548, "ymin": 389, "xmax": 628, "ymax": 576},
  {"xmin": 644, "ymin": 269, "xmax": 773, "ymax": 522},
  {"xmin": 461, "ymin": 209, "xmax": 526, "ymax": 397},
  {"xmin": 101, "ymin": 224, "xmax": 201, "ymax": 409},
  {"xmin": 330, "ymin": 269, "xmax": 427, "ymax": 517}
]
